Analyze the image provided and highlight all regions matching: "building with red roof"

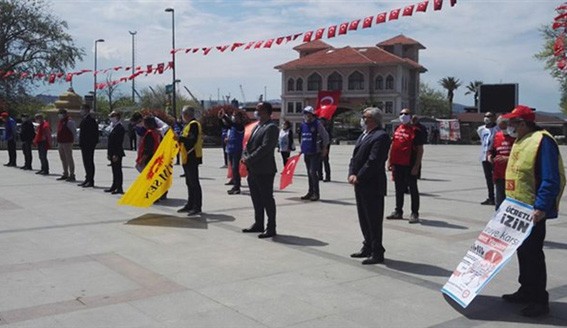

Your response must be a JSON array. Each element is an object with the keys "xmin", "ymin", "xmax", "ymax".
[{"xmin": 274, "ymin": 34, "xmax": 427, "ymax": 130}]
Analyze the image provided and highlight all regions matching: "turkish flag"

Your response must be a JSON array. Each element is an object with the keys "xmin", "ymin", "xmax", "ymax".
[
  {"xmin": 146, "ymin": 64, "xmax": 153, "ymax": 73},
  {"xmin": 450, "ymin": 0, "xmax": 457, "ymax": 6},
  {"xmin": 216, "ymin": 45, "xmax": 229, "ymax": 52},
  {"xmin": 389, "ymin": 8, "xmax": 401, "ymax": 20},
  {"xmin": 554, "ymin": 37, "xmax": 565, "ymax": 56},
  {"xmin": 558, "ymin": 58, "xmax": 567, "ymax": 70},
  {"xmin": 303, "ymin": 31, "xmax": 313, "ymax": 42},
  {"xmin": 280, "ymin": 153, "xmax": 302, "ymax": 190},
  {"xmin": 48, "ymin": 74, "xmax": 56, "ymax": 84},
  {"xmin": 227, "ymin": 161, "xmax": 249, "ymax": 179},
  {"xmin": 403, "ymin": 5, "xmax": 414, "ymax": 16},
  {"xmin": 65, "ymin": 73, "xmax": 73, "ymax": 82},
  {"xmin": 254, "ymin": 41, "xmax": 264, "ymax": 49},
  {"xmin": 293, "ymin": 33, "xmax": 302, "ymax": 40},
  {"xmin": 156, "ymin": 63, "xmax": 165, "ymax": 74},
  {"xmin": 231, "ymin": 42, "xmax": 244, "ymax": 51},
  {"xmin": 328, "ymin": 25, "xmax": 337, "ymax": 38},
  {"xmin": 349, "ymin": 19, "xmax": 361, "ymax": 31},
  {"xmin": 376, "ymin": 12, "xmax": 387, "ymax": 24},
  {"xmin": 315, "ymin": 28, "xmax": 325, "ymax": 40},
  {"xmin": 264, "ymin": 39, "xmax": 274, "ymax": 48},
  {"xmin": 20, "ymin": 72, "xmax": 29, "ymax": 79},
  {"xmin": 555, "ymin": 13, "xmax": 567, "ymax": 21},
  {"xmin": 434, "ymin": 0, "xmax": 443, "ymax": 11},
  {"xmin": 202, "ymin": 47, "xmax": 212, "ymax": 55},
  {"xmin": 244, "ymin": 41, "xmax": 255, "ymax": 50},
  {"xmin": 362, "ymin": 16, "xmax": 373, "ymax": 28},
  {"xmin": 276, "ymin": 37, "xmax": 285, "ymax": 45},
  {"xmin": 192, "ymin": 48, "xmax": 200, "ymax": 53},
  {"xmin": 185, "ymin": 49, "xmax": 192, "ymax": 53},
  {"xmin": 113, "ymin": 66, "xmax": 122, "ymax": 71},
  {"xmin": 339, "ymin": 22, "xmax": 348, "ymax": 35},
  {"xmin": 315, "ymin": 90, "xmax": 341, "ymax": 120},
  {"xmin": 416, "ymin": 1, "xmax": 429, "ymax": 12},
  {"xmin": 554, "ymin": 21, "xmax": 567, "ymax": 30}
]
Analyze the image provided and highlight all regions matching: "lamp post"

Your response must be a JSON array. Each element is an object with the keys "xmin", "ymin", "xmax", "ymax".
[
  {"xmin": 165, "ymin": 7, "xmax": 176, "ymax": 118},
  {"xmin": 129, "ymin": 31, "xmax": 137, "ymax": 103},
  {"xmin": 94, "ymin": 39, "xmax": 105, "ymax": 112}
]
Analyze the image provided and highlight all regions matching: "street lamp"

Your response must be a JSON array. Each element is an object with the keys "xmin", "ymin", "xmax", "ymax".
[
  {"xmin": 165, "ymin": 7, "xmax": 177, "ymax": 118},
  {"xmin": 94, "ymin": 38, "xmax": 105, "ymax": 112},
  {"xmin": 129, "ymin": 31, "xmax": 137, "ymax": 103}
]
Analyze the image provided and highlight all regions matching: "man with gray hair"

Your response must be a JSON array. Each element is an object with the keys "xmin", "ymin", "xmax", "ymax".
[
  {"xmin": 177, "ymin": 106, "xmax": 203, "ymax": 216},
  {"xmin": 348, "ymin": 107, "xmax": 391, "ymax": 264}
]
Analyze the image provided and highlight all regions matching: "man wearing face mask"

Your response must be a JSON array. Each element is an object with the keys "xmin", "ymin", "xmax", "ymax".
[
  {"xmin": 477, "ymin": 112, "xmax": 498, "ymax": 205},
  {"xmin": 55, "ymin": 108, "xmax": 77, "ymax": 182},
  {"xmin": 78, "ymin": 104, "xmax": 99, "ymax": 188},
  {"xmin": 386, "ymin": 108, "xmax": 425, "ymax": 224},
  {"xmin": 500, "ymin": 105, "xmax": 565, "ymax": 317},
  {"xmin": 219, "ymin": 108, "xmax": 245, "ymax": 194},
  {"xmin": 488, "ymin": 115, "xmax": 515, "ymax": 209},
  {"xmin": 299, "ymin": 106, "xmax": 329, "ymax": 201}
]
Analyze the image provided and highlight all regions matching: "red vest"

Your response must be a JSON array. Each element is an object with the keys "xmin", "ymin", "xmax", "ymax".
[
  {"xmin": 492, "ymin": 131, "xmax": 515, "ymax": 181},
  {"xmin": 390, "ymin": 124, "xmax": 416, "ymax": 166},
  {"xmin": 57, "ymin": 117, "xmax": 74, "ymax": 143}
]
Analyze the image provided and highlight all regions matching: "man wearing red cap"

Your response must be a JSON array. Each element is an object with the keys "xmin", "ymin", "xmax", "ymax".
[
  {"xmin": 1, "ymin": 112, "xmax": 17, "ymax": 167},
  {"xmin": 500, "ymin": 105, "xmax": 565, "ymax": 317}
]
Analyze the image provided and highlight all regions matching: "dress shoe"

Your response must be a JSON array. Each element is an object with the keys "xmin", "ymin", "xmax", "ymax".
[
  {"xmin": 82, "ymin": 182, "xmax": 94, "ymax": 188},
  {"xmin": 258, "ymin": 230, "xmax": 276, "ymax": 239},
  {"xmin": 104, "ymin": 188, "xmax": 115, "ymax": 193},
  {"xmin": 386, "ymin": 211, "xmax": 403, "ymax": 220},
  {"xmin": 177, "ymin": 206, "xmax": 190, "ymax": 213},
  {"xmin": 77, "ymin": 181, "xmax": 87, "ymax": 186},
  {"xmin": 225, "ymin": 180, "xmax": 234, "ymax": 186},
  {"xmin": 481, "ymin": 198, "xmax": 495, "ymax": 206},
  {"xmin": 521, "ymin": 303, "xmax": 549, "ymax": 317},
  {"xmin": 19, "ymin": 166, "xmax": 26, "ymax": 170},
  {"xmin": 111, "ymin": 190, "xmax": 124, "ymax": 195},
  {"xmin": 309, "ymin": 194, "xmax": 320, "ymax": 201},
  {"xmin": 350, "ymin": 250, "xmax": 371, "ymax": 258},
  {"xmin": 180, "ymin": 174, "xmax": 185, "ymax": 177},
  {"xmin": 502, "ymin": 291, "xmax": 530, "ymax": 304},
  {"xmin": 35, "ymin": 170, "xmax": 44, "ymax": 175},
  {"xmin": 23, "ymin": 166, "xmax": 32, "ymax": 170},
  {"xmin": 3, "ymin": 163, "xmax": 16, "ymax": 167},
  {"xmin": 66, "ymin": 175, "xmax": 76, "ymax": 182},
  {"xmin": 40, "ymin": 171, "xmax": 49, "ymax": 175},
  {"xmin": 300, "ymin": 193, "xmax": 312, "ymax": 200},
  {"xmin": 362, "ymin": 254, "xmax": 385, "ymax": 265},
  {"xmin": 323, "ymin": 178, "xmax": 331, "ymax": 182},
  {"xmin": 187, "ymin": 209, "xmax": 201, "ymax": 216},
  {"xmin": 227, "ymin": 188, "xmax": 241, "ymax": 195},
  {"xmin": 242, "ymin": 225, "xmax": 264, "ymax": 233},
  {"xmin": 56, "ymin": 175, "xmax": 69, "ymax": 181}
]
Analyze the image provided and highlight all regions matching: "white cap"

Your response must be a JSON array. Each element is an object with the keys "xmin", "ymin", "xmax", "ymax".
[{"xmin": 303, "ymin": 106, "xmax": 314, "ymax": 114}]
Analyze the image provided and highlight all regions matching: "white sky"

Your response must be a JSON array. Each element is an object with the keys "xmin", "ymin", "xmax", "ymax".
[{"xmin": 34, "ymin": 0, "xmax": 563, "ymax": 112}]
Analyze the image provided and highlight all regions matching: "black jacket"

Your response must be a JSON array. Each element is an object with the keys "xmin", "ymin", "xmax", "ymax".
[
  {"xmin": 348, "ymin": 128, "xmax": 391, "ymax": 193},
  {"xmin": 79, "ymin": 114, "xmax": 99, "ymax": 149},
  {"xmin": 243, "ymin": 121, "xmax": 278, "ymax": 175},
  {"xmin": 107, "ymin": 122, "xmax": 125, "ymax": 157},
  {"xmin": 20, "ymin": 120, "xmax": 36, "ymax": 142}
]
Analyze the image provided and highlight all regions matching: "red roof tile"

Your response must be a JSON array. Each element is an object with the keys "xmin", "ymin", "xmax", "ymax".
[
  {"xmin": 377, "ymin": 34, "xmax": 425, "ymax": 49},
  {"xmin": 293, "ymin": 40, "xmax": 333, "ymax": 51}
]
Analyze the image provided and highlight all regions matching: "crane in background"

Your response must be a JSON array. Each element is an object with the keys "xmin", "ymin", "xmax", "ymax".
[
  {"xmin": 239, "ymin": 84, "xmax": 246, "ymax": 106},
  {"xmin": 183, "ymin": 86, "xmax": 203, "ymax": 110}
]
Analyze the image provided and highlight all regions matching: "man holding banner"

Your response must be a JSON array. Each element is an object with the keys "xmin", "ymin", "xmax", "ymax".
[
  {"xmin": 500, "ymin": 105, "xmax": 565, "ymax": 317},
  {"xmin": 348, "ymin": 107, "xmax": 391, "ymax": 265}
]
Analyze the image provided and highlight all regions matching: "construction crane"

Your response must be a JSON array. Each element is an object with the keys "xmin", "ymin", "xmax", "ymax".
[
  {"xmin": 239, "ymin": 84, "xmax": 246, "ymax": 106},
  {"xmin": 183, "ymin": 86, "xmax": 203, "ymax": 109}
]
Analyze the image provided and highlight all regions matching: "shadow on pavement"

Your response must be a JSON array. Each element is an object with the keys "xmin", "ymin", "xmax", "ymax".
[
  {"xmin": 418, "ymin": 218, "xmax": 468, "ymax": 230},
  {"xmin": 126, "ymin": 213, "xmax": 207, "ymax": 229},
  {"xmin": 200, "ymin": 213, "xmax": 236, "ymax": 223},
  {"xmin": 272, "ymin": 234, "xmax": 329, "ymax": 247},
  {"xmin": 319, "ymin": 199, "xmax": 356, "ymax": 206},
  {"xmin": 420, "ymin": 178, "xmax": 451, "ymax": 182},
  {"xmin": 545, "ymin": 240, "xmax": 567, "ymax": 250},
  {"xmin": 443, "ymin": 294, "xmax": 567, "ymax": 326},
  {"xmin": 153, "ymin": 198, "xmax": 187, "ymax": 207},
  {"xmin": 385, "ymin": 259, "xmax": 453, "ymax": 277}
]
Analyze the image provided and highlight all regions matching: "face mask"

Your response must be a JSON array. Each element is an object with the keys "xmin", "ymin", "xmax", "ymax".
[
  {"xmin": 57, "ymin": 114, "xmax": 64, "ymax": 119},
  {"xmin": 399, "ymin": 114, "xmax": 411, "ymax": 124},
  {"xmin": 506, "ymin": 126, "xmax": 517, "ymax": 138},
  {"xmin": 253, "ymin": 111, "xmax": 260, "ymax": 119},
  {"xmin": 360, "ymin": 118, "xmax": 367, "ymax": 131},
  {"xmin": 484, "ymin": 117, "xmax": 491, "ymax": 124},
  {"xmin": 231, "ymin": 115, "xmax": 236, "ymax": 122}
]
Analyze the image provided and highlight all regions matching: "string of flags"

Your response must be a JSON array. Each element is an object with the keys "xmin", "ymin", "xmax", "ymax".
[
  {"xmin": 0, "ymin": 0, "xmax": 457, "ymax": 90},
  {"xmin": 553, "ymin": 3, "xmax": 567, "ymax": 70}
]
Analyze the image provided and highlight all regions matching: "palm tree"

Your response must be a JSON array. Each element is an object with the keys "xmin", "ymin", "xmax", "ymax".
[
  {"xmin": 465, "ymin": 81, "xmax": 483, "ymax": 108},
  {"xmin": 439, "ymin": 76, "xmax": 462, "ymax": 118}
]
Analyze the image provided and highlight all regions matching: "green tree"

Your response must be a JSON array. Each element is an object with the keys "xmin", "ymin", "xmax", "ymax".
[
  {"xmin": 464, "ymin": 80, "xmax": 483, "ymax": 107},
  {"xmin": 0, "ymin": 0, "xmax": 85, "ymax": 115},
  {"xmin": 535, "ymin": 25, "xmax": 567, "ymax": 113},
  {"xmin": 439, "ymin": 76, "xmax": 461, "ymax": 118},
  {"xmin": 419, "ymin": 82, "xmax": 450, "ymax": 118},
  {"xmin": 138, "ymin": 85, "xmax": 198, "ymax": 118}
]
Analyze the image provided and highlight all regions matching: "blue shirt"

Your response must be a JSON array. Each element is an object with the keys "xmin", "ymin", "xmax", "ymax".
[{"xmin": 534, "ymin": 135, "xmax": 562, "ymax": 219}]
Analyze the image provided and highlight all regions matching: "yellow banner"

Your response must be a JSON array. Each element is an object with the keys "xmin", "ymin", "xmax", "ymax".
[{"xmin": 118, "ymin": 129, "xmax": 180, "ymax": 207}]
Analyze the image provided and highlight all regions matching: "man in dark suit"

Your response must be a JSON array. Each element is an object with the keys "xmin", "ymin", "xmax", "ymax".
[
  {"xmin": 78, "ymin": 104, "xmax": 99, "ymax": 188},
  {"xmin": 105, "ymin": 111, "xmax": 125, "ymax": 194},
  {"xmin": 19, "ymin": 114, "xmax": 35, "ymax": 170},
  {"xmin": 241, "ymin": 102, "xmax": 279, "ymax": 238},
  {"xmin": 348, "ymin": 107, "xmax": 391, "ymax": 265}
]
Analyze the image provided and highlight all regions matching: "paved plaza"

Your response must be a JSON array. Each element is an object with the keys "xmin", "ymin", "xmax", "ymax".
[{"xmin": 0, "ymin": 144, "xmax": 566, "ymax": 327}]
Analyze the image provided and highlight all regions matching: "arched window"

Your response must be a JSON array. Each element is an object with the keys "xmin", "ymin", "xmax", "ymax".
[
  {"xmin": 386, "ymin": 75, "xmax": 394, "ymax": 90},
  {"xmin": 327, "ymin": 72, "xmax": 343, "ymax": 91},
  {"xmin": 307, "ymin": 73, "xmax": 322, "ymax": 91},
  {"xmin": 287, "ymin": 78, "xmax": 295, "ymax": 92},
  {"xmin": 296, "ymin": 78, "xmax": 303, "ymax": 91},
  {"xmin": 348, "ymin": 71, "xmax": 364, "ymax": 90},
  {"xmin": 375, "ymin": 75, "xmax": 384, "ymax": 90}
]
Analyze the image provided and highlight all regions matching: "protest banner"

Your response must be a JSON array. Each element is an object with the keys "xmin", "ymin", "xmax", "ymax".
[
  {"xmin": 442, "ymin": 197, "xmax": 534, "ymax": 308},
  {"xmin": 438, "ymin": 119, "xmax": 460, "ymax": 141},
  {"xmin": 280, "ymin": 153, "xmax": 302, "ymax": 190},
  {"xmin": 118, "ymin": 130, "xmax": 179, "ymax": 207}
]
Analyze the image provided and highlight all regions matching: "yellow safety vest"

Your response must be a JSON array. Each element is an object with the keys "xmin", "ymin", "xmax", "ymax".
[
  {"xmin": 180, "ymin": 120, "xmax": 203, "ymax": 165},
  {"xmin": 506, "ymin": 130, "xmax": 565, "ymax": 207}
]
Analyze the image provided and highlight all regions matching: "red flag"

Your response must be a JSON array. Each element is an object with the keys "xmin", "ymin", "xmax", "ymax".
[
  {"xmin": 315, "ymin": 90, "xmax": 341, "ymax": 120},
  {"xmin": 349, "ymin": 19, "xmax": 361, "ymax": 31},
  {"xmin": 376, "ymin": 12, "xmax": 387, "ymax": 24},
  {"xmin": 166, "ymin": 61, "xmax": 174, "ymax": 70},
  {"xmin": 554, "ymin": 21, "xmax": 567, "ymax": 30},
  {"xmin": 286, "ymin": 35, "xmax": 293, "ymax": 42},
  {"xmin": 244, "ymin": 41, "xmax": 255, "ymax": 50},
  {"xmin": 450, "ymin": 0, "xmax": 457, "ymax": 7},
  {"xmin": 20, "ymin": 72, "xmax": 29, "ymax": 79},
  {"xmin": 156, "ymin": 63, "xmax": 165, "ymax": 74},
  {"xmin": 314, "ymin": 28, "xmax": 325, "ymax": 40},
  {"xmin": 339, "ymin": 22, "xmax": 348, "ymax": 35},
  {"xmin": 558, "ymin": 58, "xmax": 567, "ymax": 70},
  {"xmin": 280, "ymin": 153, "xmax": 302, "ymax": 190},
  {"xmin": 56, "ymin": 72, "xmax": 64, "ymax": 78},
  {"xmin": 434, "ymin": 0, "xmax": 443, "ymax": 10},
  {"xmin": 231, "ymin": 42, "xmax": 245, "ymax": 51},
  {"xmin": 303, "ymin": 31, "xmax": 313, "ymax": 42},
  {"xmin": 254, "ymin": 41, "xmax": 264, "ymax": 49},
  {"xmin": 65, "ymin": 73, "xmax": 73, "ymax": 82},
  {"xmin": 192, "ymin": 48, "xmax": 199, "ymax": 53},
  {"xmin": 362, "ymin": 16, "xmax": 373, "ymax": 28},
  {"xmin": 48, "ymin": 74, "xmax": 56, "ymax": 84},
  {"xmin": 554, "ymin": 37, "xmax": 565, "ymax": 56},
  {"xmin": 555, "ymin": 12, "xmax": 567, "ymax": 21},
  {"xmin": 202, "ymin": 47, "xmax": 212, "ymax": 55},
  {"xmin": 416, "ymin": 1, "xmax": 429, "ymax": 12},
  {"xmin": 276, "ymin": 37, "xmax": 285, "ymax": 45},
  {"xmin": 293, "ymin": 33, "xmax": 302, "ymax": 40},
  {"xmin": 403, "ymin": 5, "xmax": 414, "ymax": 16},
  {"xmin": 328, "ymin": 25, "xmax": 337, "ymax": 38},
  {"xmin": 264, "ymin": 39, "xmax": 274, "ymax": 48},
  {"xmin": 389, "ymin": 8, "xmax": 401, "ymax": 20},
  {"xmin": 146, "ymin": 64, "xmax": 153, "ymax": 73},
  {"xmin": 216, "ymin": 45, "xmax": 229, "ymax": 52}
]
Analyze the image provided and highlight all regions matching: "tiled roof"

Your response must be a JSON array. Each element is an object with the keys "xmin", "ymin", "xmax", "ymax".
[
  {"xmin": 275, "ymin": 46, "xmax": 425, "ymax": 71},
  {"xmin": 292, "ymin": 40, "xmax": 333, "ymax": 51},
  {"xmin": 377, "ymin": 34, "xmax": 425, "ymax": 49}
]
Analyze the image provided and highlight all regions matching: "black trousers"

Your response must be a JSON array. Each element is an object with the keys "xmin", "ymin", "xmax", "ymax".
[
  {"xmin": 81, "ymin": 147, "xmax": 96, "ymax": 183},
  {"xmin": 355, "ymin": 185, "xmax": 385, "ymax": 255},
  {"xmin": 229, "ymin": 152, "xmax": 242, "ymax": 189},
  {"xmin": 494, "ymin": 178, "xmax": 506, "ymax": 210},
  {"xmin": 393, "ymin": 165, "xmax": 419, "ymax": 215},
  {"xmin": 184, "ymin": 161, "xmax": 202, "ymax": 211},
  {"xmin": 304, "ymin": 153, "xmax": 321, "ymax": 196},
  {"xmin": 248, "ymin": 172, "xmax": 276, "ymax": 232},
  {"xmin": 517, "ymin": 219, "xmax": 548, "ymax": 304},
  {"xmin": 318, "ymin": 145, "xmax": 331, "ymax": 180},
  {"xmin": 7, "ymin": 139, "xmax": 16, "ymax": 165},
  {"xmin": 37, "ymin": 141, "xmax": 49, "ymax": 173},
  {"xmin": 110, "ymin": 156, "xmax": 123, "ymax": 191},
  {"xmin": 281, "ymin": 151, "xmax": 290, "ymax": 167},
  {"xmin": 482, "ymin": 161, "xmax": 495, "ymax": 201},
  {"xmin": 22, "ymin": 140, "xmax": 33, "ymax": 168},
  {"xmin": 129, "ymin": 133, "xmax": 136, "ymax": 150}
]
